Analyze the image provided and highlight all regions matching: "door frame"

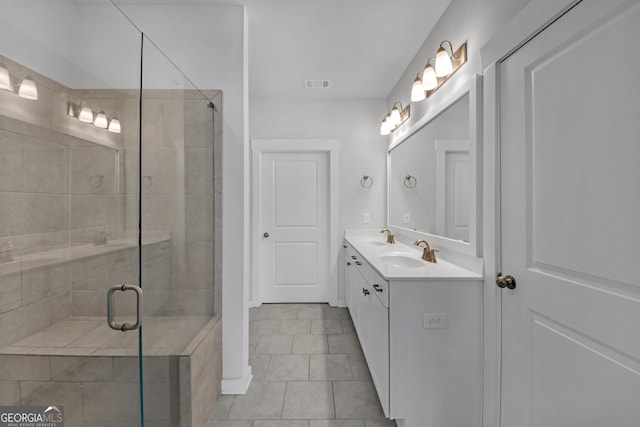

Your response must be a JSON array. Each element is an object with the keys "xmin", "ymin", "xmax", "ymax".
[
  {"xmin": 479, "ymin": 0, "xmax": 589, "ymax": 425},
  {"xmin": 250, "ymin": 139, "xmax": 340, "ymax": 307}
]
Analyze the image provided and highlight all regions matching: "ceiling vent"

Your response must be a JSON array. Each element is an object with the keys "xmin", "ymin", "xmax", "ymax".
[{"xmin": 304, "ymin": 80, "xmax": 331, "ymax": 89}]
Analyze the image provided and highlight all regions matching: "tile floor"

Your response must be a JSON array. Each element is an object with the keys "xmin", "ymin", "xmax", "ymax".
[{"xmin": 205, "ymin": 303, "xmax": 397, "ymax": 427}]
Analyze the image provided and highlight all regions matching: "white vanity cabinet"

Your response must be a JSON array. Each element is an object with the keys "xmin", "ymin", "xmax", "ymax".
[
  {"xmin": 344, "ymin": 244, "xmax": 390, "ymax": 417},
  {"xmin": 344, "ymin": 239, "xmax": 482, "ymax": 427}
]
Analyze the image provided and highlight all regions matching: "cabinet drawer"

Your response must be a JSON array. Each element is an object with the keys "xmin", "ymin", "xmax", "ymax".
[{"xmin": 370, "ymin": 271, "xmax": 389, "ymax": 308}]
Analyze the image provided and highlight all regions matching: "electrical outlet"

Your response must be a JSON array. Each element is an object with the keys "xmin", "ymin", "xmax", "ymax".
[
  {"xmin": 403, "ymin": 213, "xmax": 411, "ymax": 224},
  {"xmin": 423, "ymin": 313, "xmax": 446, "ymax": 329},
  {"xmin": 363, "ymin": 213, "xmax": 371, "ymax": 224}
]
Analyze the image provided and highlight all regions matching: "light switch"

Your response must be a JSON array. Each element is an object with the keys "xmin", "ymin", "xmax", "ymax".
[{"xmin": 403, "ymin": 213, "xmax": 411, "ymax": 224}]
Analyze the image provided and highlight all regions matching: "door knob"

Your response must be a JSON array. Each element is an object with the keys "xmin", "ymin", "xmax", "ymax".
[
  {"xmin": 496, "ymin": 273, "xmax": 516, "ymax": 290},
  {"xmin": 263, "ymin": 232, "xmax": 269, "ymax": 238}
]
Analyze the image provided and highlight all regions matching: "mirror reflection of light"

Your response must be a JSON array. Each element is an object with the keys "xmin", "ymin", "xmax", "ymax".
[
  {"xmin": 0, "ymin": 63, "xmax": 11, "ymax": 91},
  {"xmin": 18, "ymin": 76, "xmax": 38, "ymax": 100},
  {"xmin": 108, "ymin": 118, "xmax": 121, "ymax": 133}
]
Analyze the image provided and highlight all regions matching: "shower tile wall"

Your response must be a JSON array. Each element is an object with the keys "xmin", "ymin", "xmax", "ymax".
[
  {"xmin": 120, "ymin": 88, "xmax": 221, "ymax": 317},
  {"xmin": 0, "ymin": 56, "xmax": 223, "ymax": 348},
  {"xmin": 0, "ymin": 56, "xmax": 124, "ymax": 347}
]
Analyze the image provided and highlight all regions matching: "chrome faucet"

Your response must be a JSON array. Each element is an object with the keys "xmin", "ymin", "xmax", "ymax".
[
  {"xmin": 0, "ymin": 241, "xmax": 14, "ymax": 263},
  {"xmin": 380, "ymin": 228, "xmax": 395, "ymax": 244},
  {"xmin": 94, "ymin": 230, "xmax": 110, "ymax": 246},
  {"xmin": 415, "ymin": 239, "xmax": 438, "ymax": 263}
]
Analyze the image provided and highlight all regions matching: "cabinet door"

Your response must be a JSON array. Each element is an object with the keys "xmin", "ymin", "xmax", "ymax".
[
  {"xmin": 369, "ymin": 293, "xmax": 389, "ymax": 417},
  {"xmin": 344, "ymin": 252, "xmax": 352, "ymax": 307},
  {"xmin": 349, "ymin": 265, "xmax": 363, "ymax": 333},
  {"xmin": 355, "ymin": 271, "xmax": 371, "ymax": 353}
]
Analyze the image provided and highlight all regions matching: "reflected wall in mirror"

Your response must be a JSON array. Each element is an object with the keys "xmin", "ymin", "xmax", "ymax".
[
  {"xmin": 388, "ymin": 75, "xmax": 481, "ymax": 256},
  {"xmin": 389, "ymin": 95, "xmax": 469, "ymax": 239}
]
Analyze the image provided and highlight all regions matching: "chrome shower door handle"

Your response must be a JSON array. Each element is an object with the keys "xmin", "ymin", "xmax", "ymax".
[{"xmin": 107, "ymin": 283, "xmax": 143, "ymax": 331}]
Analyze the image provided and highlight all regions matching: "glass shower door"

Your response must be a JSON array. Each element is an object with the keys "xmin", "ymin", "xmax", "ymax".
[
  {"xmin": 0, "ymin": 1, "xmax": 147, "ymax": 426},
  {"xmin": 0, "ymin": 2, "xmax": 219, "ymax": 426},
  {"xmin": 137, "ymin": 34, "xmax": 218, "ymax": 426}
]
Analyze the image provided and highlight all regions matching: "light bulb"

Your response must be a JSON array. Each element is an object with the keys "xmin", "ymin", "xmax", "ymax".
[
  {"xmin": 18, "ymin": 76, "xmax": 38, "ymax": 100},
  {"xmin": 0, "ymin": 63, "xmax": 10, "ymax": 91},
  {"xmin": 79, "ymin": 106, "xmax": 93, "ymax": 123},
  {"xmin": 411, "ymin": 75, "xmax": 426, "ymax": 102},
  {"xmin": 108, "ymin": 118, "xmax": 121, "ymax": 133},
  {"xmin": 435, "ymin": 46, "xmax": 453, "ymax": 77},
  {"xmin": 422, "ymin": 64, "xmax": 438, "ymax": 91},
  {"xmin": 389, "ymin": 106, "xmax": 402, "ymax": 128},
  {"xmin": 94, "ymin": 111, "xmax": 108, "ymax": 128},
  {"xmin": 380, "ymin": 118, "xmax": 391, "ymax": 136}
]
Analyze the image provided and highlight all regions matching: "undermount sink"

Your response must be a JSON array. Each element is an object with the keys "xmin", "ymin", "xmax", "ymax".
[
  {"xmin": 367, "ymin": 241, "xmax": 388, "ymax": 247},
  {"xmin": 378, "ymin": 254, "xmax": 424, "ymax": 269}
]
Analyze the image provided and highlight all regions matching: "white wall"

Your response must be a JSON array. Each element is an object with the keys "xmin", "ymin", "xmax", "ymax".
[{"xmin": 250, "ymin": 97, "xmax": 387, "ymax": 304}]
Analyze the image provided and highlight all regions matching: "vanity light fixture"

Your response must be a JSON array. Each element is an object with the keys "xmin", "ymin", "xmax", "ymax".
[
  {"xmin": 17, "ymin": 75, "xmax": 38, "ymax": 100},
  {"xmin": 380, "ymin": 102, "xmax": 410, "ymax": 135},
  {"xmin": 411, "ymin": 73, "xmax": 426, "ymax": 102},
  {"xmin": 421, "ymin": 58, "xmax": 438, "ymax": 91},
  {"xmin": 108, "ymin": 117, "xmax": 121, "ymax": 133},
  {"xmin": 68, "ymin": 102, "xmax": 122, "ymax": 134},
  {"xmin": 380, "ymin": 116, "xmax": 391, "ymax": 136},
  {"xmin": 435, "ymin": 41, "xmax": 456, "ymax": 77},
  {"xmin": 94, "ymin": 110, "xmax": 108, "ymax": 128},
  {"xmin": 78, "ymin": 106, "xmax": 94, "ymax": 123},
  {"xmin": 0, "ymin": 62, "xmax": 39, "ymax": 100},
  {"xmin": 411, "ymin": 40, "xmax": 467, "ymax": 101},
  {"xmin": 0, "ymin": 62, "xmax": 11, "ymax": 91}
]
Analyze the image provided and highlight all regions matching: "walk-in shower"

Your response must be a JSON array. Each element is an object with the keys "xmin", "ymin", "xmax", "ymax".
[{"xmin": 0, "ymin": 2, "xmax": 222, "ymax": 426}]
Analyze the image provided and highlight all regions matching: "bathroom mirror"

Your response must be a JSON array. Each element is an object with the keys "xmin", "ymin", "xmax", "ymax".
[{"xmin": 388, "ymin": 75, "xmax": 482, "ymax": 257}]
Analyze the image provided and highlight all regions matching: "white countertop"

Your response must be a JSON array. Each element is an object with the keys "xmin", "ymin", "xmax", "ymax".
[{"xmin": 345, "ymin": 231, "xmax": 482, "ymax": 281}]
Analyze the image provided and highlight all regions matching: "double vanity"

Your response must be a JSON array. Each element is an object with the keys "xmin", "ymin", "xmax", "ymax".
[{"xmin": 344, "ymin": 230, "xmax": 482, "ymax": 427}]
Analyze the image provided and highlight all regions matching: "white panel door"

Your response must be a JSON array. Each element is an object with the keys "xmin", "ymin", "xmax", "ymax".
[
  {"xmin": 260, "ymin": 151, "xmax": 329, "ymax": 302},
  {"xmin": 500, "ymin": 1, "xmax": 640, "ymax": 426}
]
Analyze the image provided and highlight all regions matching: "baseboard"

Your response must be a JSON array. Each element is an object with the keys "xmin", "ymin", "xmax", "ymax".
[
  {"xmin": 332, "ymin": 299, "xmax": 347, "ymax": 308},
  {"xmin": 221, "ymin": 368, "xmax": 253, "ymax": 394}
]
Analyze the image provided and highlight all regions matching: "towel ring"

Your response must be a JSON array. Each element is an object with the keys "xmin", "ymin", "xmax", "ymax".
[
  {"xmin": 404, "ymin": 175, "xmax": 417, "ymax": 188},
  {"xmin": 360, "ymin": 175, "xmax": 373, "ymax": 189}
]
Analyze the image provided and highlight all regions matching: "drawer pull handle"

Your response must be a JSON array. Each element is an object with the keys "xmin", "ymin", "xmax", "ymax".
[
  {"xmin": 347, "ymin": 262, "xmax": 352, "ymax": 266},
  {"xmin": 362, "ymin": 288, "xmax": 370, "ymax": 296},
  {"xmin": 351, "ymin": 256, "xmax": 357, "ymax": 260},
  {"xmin": 355, "ymin": 261, "xmax": 362, "ymax": 266},
  {"xmin": 372, "ymin": 284, "xmax": 383, "ymax": 292}
]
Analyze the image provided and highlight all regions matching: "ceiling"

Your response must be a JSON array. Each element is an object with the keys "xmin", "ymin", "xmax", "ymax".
[{"xmin": 109, "ymin": 0, "xmax": 452, "ymax": 100}]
